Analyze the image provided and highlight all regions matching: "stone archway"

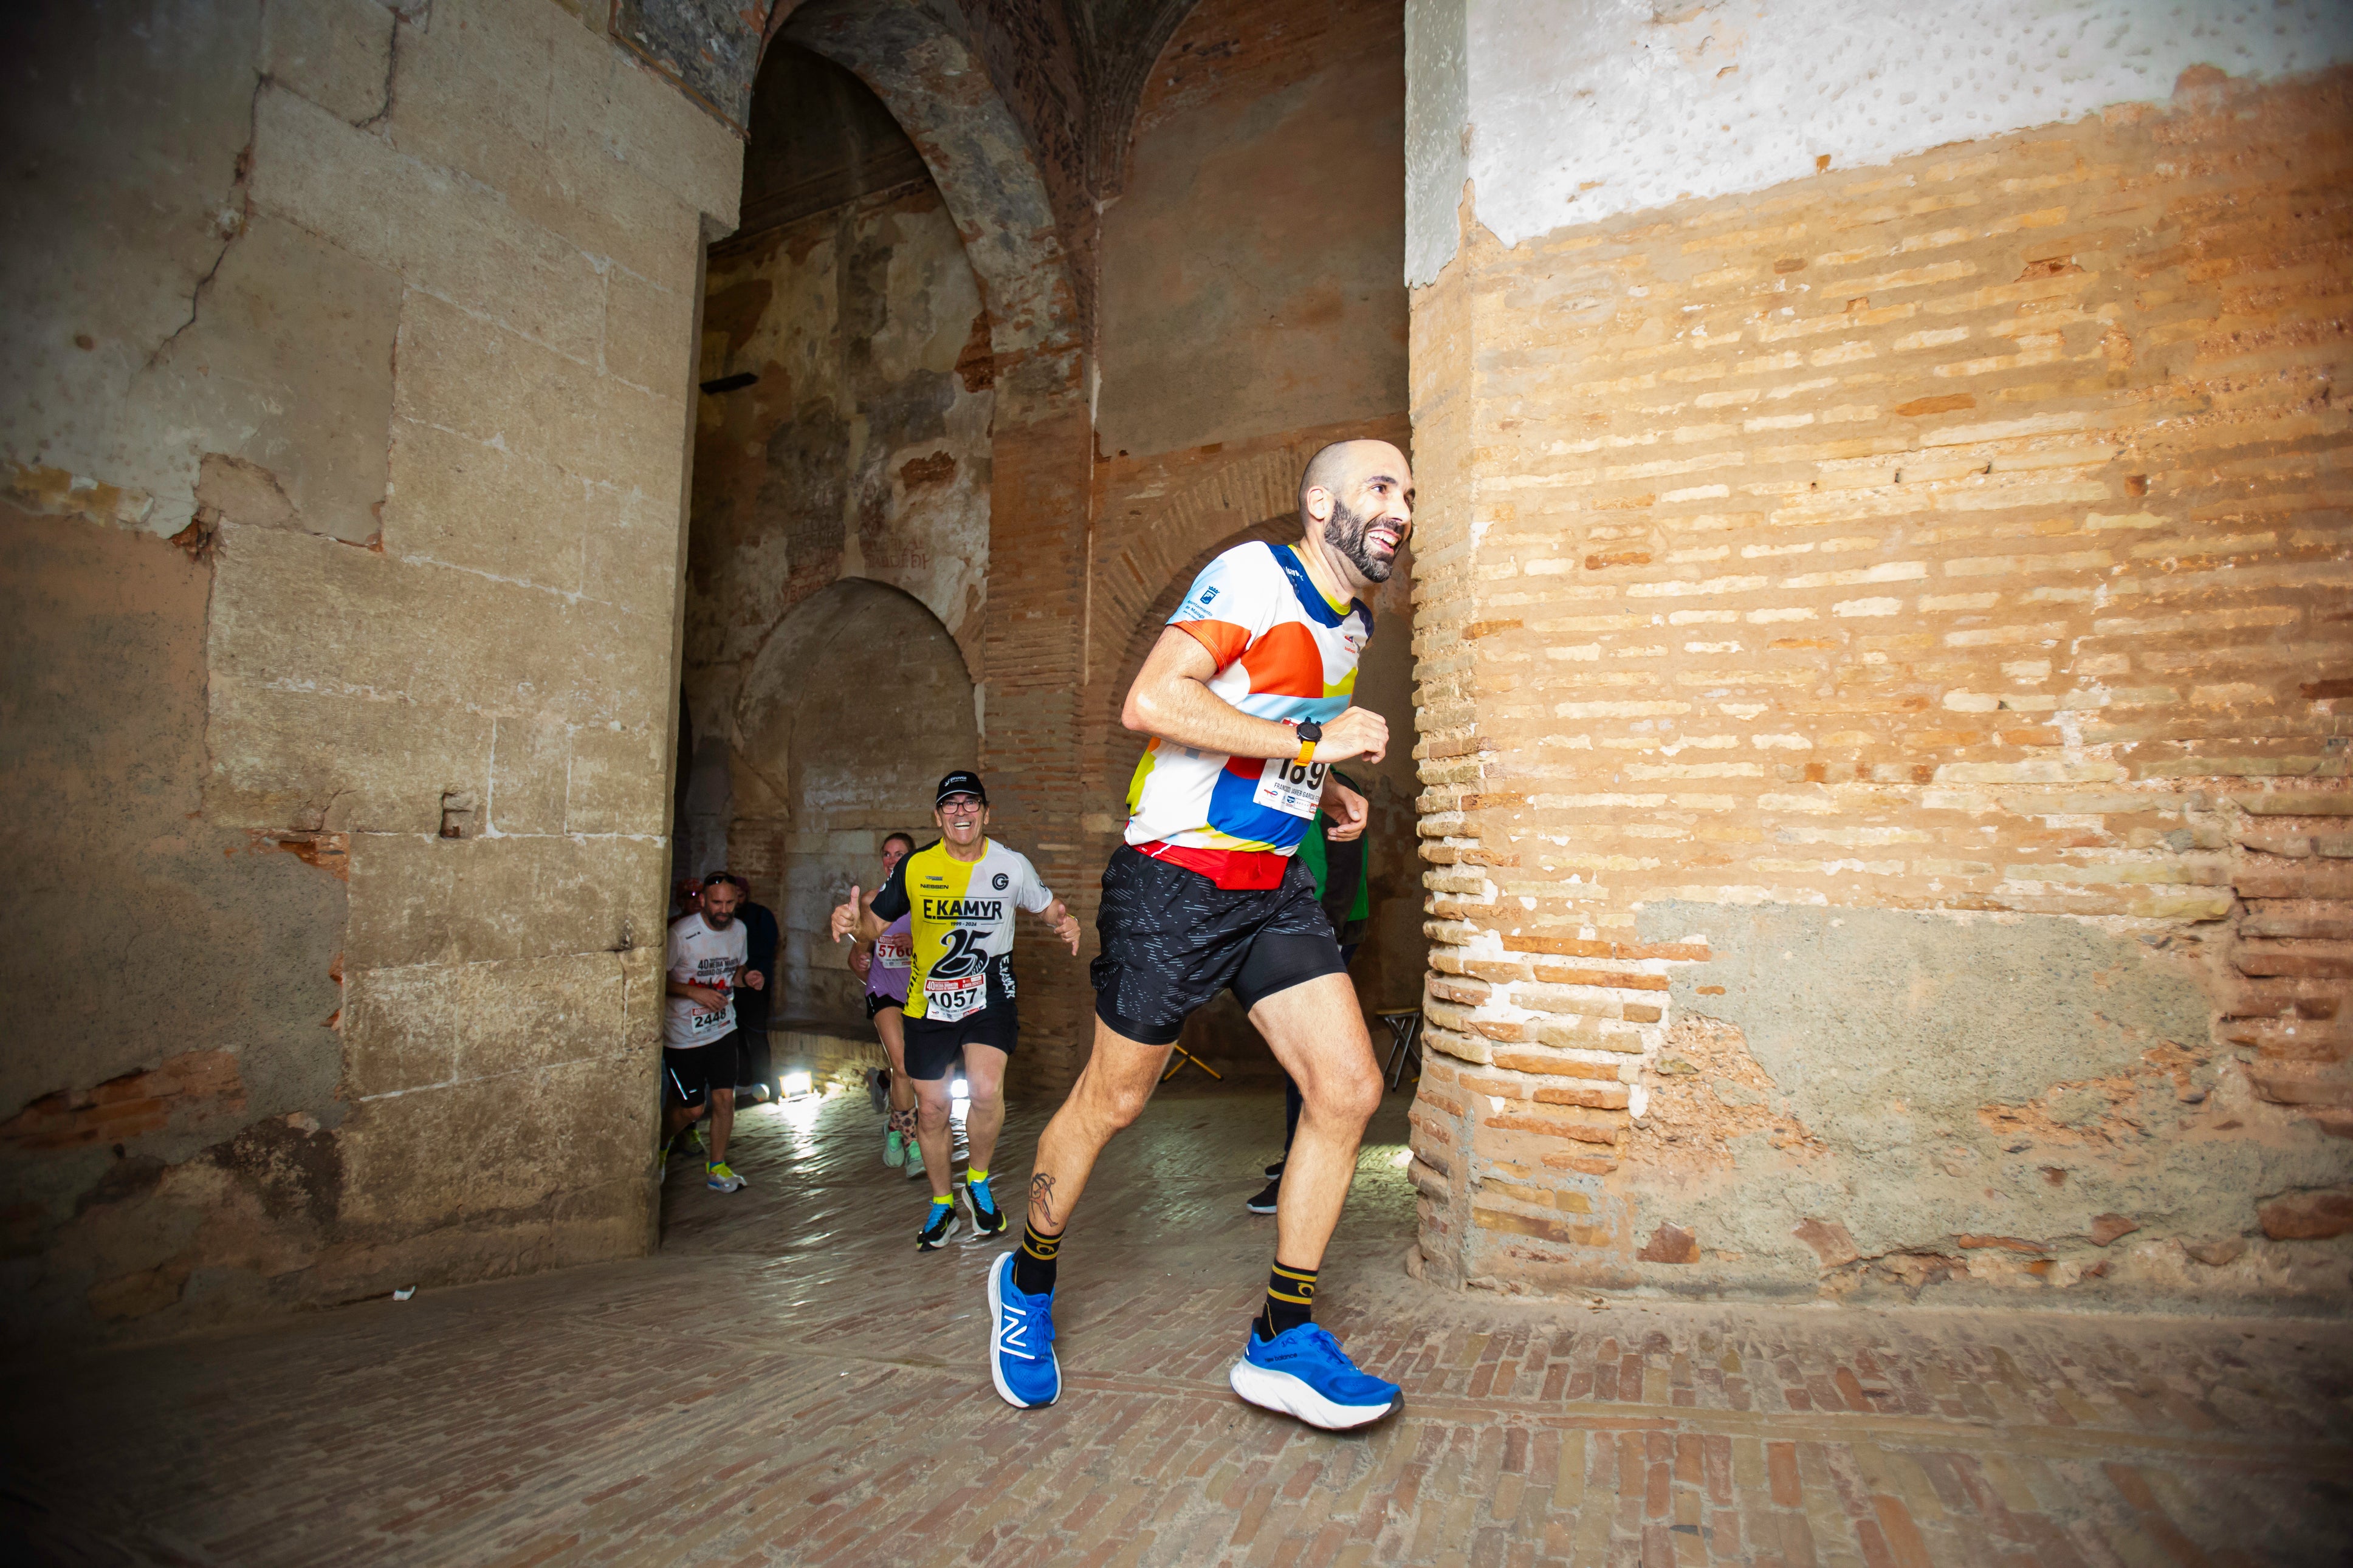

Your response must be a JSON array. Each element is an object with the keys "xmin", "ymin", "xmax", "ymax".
[
  {"xmin": 731, "ymin": 578, "xmax": 977, "ymax": 1029},
  {"xmin": 756, "ymin": 1, "xmax": 1101, "ymax": 1069}
]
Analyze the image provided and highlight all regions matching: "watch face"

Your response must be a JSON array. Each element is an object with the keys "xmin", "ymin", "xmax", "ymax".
[{"xmin": 1297, "ymin": 720, "xmax": 1322, "ymax": 743}]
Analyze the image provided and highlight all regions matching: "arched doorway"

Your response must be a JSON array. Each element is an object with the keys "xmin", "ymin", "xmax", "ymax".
[{"xmin": 730, "ymin": 578, "xmax": 976, "ymax": 1030}]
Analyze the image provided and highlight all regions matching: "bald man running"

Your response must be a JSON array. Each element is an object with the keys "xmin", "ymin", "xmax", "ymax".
[{"xmin": 986, "ymin": 439, "xmax": 1412, "ymax": 1429}]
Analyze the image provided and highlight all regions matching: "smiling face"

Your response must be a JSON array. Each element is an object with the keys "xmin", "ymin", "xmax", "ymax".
[
  {"xmin": 881, "ymin": 834, "xmax": 913, "ymax": 879},
  {"xmin": 1301, "ymin": 439, "xmax": 1414, "ymax": 588},
  {"xmin": 934, "ymin": 792, "xmax": 988, "ymax": 849}
]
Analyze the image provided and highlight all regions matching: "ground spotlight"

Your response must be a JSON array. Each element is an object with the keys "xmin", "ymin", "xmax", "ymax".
[{"xmin": 781, "ymin": 1070, "xmax": 814, "ymax": 1099}]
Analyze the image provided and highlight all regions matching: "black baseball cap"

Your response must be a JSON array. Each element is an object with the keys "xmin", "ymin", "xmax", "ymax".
[{"xmin": 935, "ymin": 770, "xmax": 988, "ymax": 806}]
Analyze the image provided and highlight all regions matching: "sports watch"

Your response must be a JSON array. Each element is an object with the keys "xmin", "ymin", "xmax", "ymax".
[{"xmin": 1295, "ymin": 718, "xmax": 1322, "ymax": 766}]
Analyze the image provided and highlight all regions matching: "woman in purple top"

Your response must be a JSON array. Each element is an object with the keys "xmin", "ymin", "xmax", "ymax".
[{"xmin": 850, "ymin": 832, "xmax": 922, "ymax": 1171}]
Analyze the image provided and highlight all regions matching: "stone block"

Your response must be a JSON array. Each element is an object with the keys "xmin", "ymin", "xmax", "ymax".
[
  {"xmin": 454, "ymin": 953, "xmax": 630, "ymax": 1079},
  {"xmin": 207, "ymin": 681, "xmax": 491, "ymax": 835},
  {"xmin": 333, "ymin": 1083, "xmax": 475, "ymax": 1227},
  {"xmin": 514, "ymin": 146, "xmax": 705, "ymax": 292},
  {"xmin": 253, "ymin": 87, "xmax": 606, "ymax": 365},
  {"xmin": 380, "ymin": 0, "xmax": 558, "ymax": 197},
  {"xmin": 557, "ymin": 22, "xmax": 743, "ymax": 228},
  {"xmin": 341, "ymin": 963, "xmax": 459, "ymax": 1100},
  {"xmin": 382, "ymin": 418, "xmax": 591, "ymax": 594},
  {"xmin": 472, "ymin": 1058, "xmax": 638, "ymax": 1213},
  {"xmin": 208, "ymin": 522, "xmax": 574, "ymax": 721},
  {"xmin": 440, "ymin": 835, "xmax": 667, "ymax": 964},
  {"xmin": 4, "ymin": 0, "xmax": 266, "ymax": 521},
  {"xmin": 558, "ymin": 595, "xmax": 672, "ymax": 728},
  {"xmin": 345, "ymin": 834, "xmax": 462, "ymax": 970},
  {"xmin": 604, "ymin": 270, "xmax": 696, "ymax": 394},
  {"xmin": 567, "ymin": 723, "xmax": 668, "ymax": 835},
  {"xmin": 394, "ymin": 293, "xmax": 684, "ymax": 496},
  {"xmin": 582, "ymin": 482, "xmax": 682, "ymax": 618},
  {"xmin": 125, "ymin": 213, "xmax": 400, "ymax": 543},
  {"xmin": 490, "ymin": 716, "xmax": 572, "ymax": 834},
  {"xmin": 261, "ymin": 0, "xmax": 396, "ymax": 125}
]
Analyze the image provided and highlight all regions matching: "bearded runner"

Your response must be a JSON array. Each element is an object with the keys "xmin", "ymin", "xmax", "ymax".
[
  {"xmin": 831, "ymin": 771, "xmax": 1080, "ymax": 1251},
  {"xmin": 986, "ymin": 438, "xmax": 1413, "ymax": 1428}
]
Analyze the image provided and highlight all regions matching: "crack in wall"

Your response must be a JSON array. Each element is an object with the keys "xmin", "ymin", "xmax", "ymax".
[{"xmin": 142, "ymin": 75, "xmax": 266, "ymax": 375}]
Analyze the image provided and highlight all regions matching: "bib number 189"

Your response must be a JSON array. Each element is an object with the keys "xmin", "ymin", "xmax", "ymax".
[{"xmin": 1253, "ymin": 755, "xmax": 1327, "ymax": 818}]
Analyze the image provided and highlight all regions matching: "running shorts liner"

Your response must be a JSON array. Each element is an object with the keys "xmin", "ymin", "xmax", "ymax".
[
  {"xmin": 901, "ymin": 1004, "xmax": 1018, "ymax": 1081},
  {"xmin": 864, "ymin": 991, "xmax": 905, "ymax": 1021},
  {"xmin": 1090, "ymin": 845, "xmax": 1347, "ymax": 1046},
  {"xmin": 663, "ymin": 1032, "xmax": 744, "ymax": 1108}
]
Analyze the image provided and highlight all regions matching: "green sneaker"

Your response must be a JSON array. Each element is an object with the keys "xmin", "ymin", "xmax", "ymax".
[
  {"xmin": 707, "ymin": 1160, "xmax": 746, "ymax": 1193},
  {"xmin": 884, "ymin": 1128, "xmax": 908, "ymax": 1168}
]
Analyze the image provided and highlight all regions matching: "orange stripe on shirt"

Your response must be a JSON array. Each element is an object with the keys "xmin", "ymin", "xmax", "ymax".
[{"xmin": 1174, "ymin": 617, "xmax": 1251, "ymax": 668}]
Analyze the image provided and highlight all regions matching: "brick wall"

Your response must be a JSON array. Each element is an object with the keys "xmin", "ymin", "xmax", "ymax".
[{"xmin": 1407, "ymin": 69, "xmax": 2353, "ymax": 1308}]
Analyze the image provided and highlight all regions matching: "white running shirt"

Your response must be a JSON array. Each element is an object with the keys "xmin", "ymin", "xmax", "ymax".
[{"xmin": 664, "ymin": 912, "xmax": 747, "ymax": 1047}]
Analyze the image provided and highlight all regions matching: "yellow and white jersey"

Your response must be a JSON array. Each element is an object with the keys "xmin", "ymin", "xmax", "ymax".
[{"xmin": 867, "ymin": 838, "xmax": 1054, "ymax": 1022}]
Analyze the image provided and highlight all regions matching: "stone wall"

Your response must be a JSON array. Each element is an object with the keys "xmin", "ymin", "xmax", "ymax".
[
  {"xmin": 1404, "ymin": 1, "xmax": 2353, "ymax": 1310},
  {"xmin": 1, "ymin": 0, "xmax": 737, "ymax": 1337}
]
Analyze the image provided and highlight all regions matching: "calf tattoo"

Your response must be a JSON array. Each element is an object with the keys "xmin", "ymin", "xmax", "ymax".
[{"xmin": 1029, "ymin": 1172, "xmax": 1059, "ymax": 1227}]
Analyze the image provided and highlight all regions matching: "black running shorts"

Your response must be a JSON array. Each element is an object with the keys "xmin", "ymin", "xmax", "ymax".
[
  {"xmin": 864, "ymin": 991, "xmax": 905, "ymax": 1021},
  {"xmin": 901, "ymin": 1004, "xmax": 1018, "ymax": 1081},
  {"xmin": 1091, "ymin": 846, "xmax": 1347, "ymax": 1046},
  {"xmin": 663, "ymin": 1032, "xmax": 743, "ymax": 1108}
]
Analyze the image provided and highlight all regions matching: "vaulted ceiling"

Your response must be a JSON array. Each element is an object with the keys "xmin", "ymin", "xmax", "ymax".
[{"xmin": 615, "ymin": 0, "xmax": 1206, "ymax": 341}]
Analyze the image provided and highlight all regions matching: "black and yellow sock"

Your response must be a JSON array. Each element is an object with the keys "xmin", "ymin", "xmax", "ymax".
[
  {"xmin": 1256, "ymin": 1260, "xmax": 1317, "ymax": 1340},
  {"xmin": 1011, "ymin": 1221, "xmax": 1060, "ymax": 1296}
]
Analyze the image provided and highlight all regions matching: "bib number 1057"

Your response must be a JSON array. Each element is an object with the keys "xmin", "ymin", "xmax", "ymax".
[{"xmin": 1254, "ymin": 755, "xmax": 1327, "ymax": 819}]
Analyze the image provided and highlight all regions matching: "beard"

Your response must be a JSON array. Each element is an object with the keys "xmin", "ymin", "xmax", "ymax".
[{"xmin": 1327, "ymin": 496, "xmax": 1399, "ymax": 584}]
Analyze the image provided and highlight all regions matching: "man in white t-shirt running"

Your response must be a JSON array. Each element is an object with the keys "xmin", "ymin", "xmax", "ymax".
[
  {"xmin": 663, "ymin": 871, "xmax": 764, "ymax": 1193},
  {"xmin": 831, "ymin": 772, "xmax": 1082, "ymax": 1249},
  {"xmin": 984, "ymin": 439, "xmax": 1410, "ymax": 1429}
]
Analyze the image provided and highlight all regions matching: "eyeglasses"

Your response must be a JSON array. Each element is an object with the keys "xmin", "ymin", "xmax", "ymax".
[{"xmin": 939, "ymin": 796, "xmax": 984, "ymax": 814}]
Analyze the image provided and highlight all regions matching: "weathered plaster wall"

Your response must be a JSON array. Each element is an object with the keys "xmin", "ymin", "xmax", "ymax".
[
  {"xmin": 1404, "ymin": 13, "xmax": 2353, "ymax": 1309},
  {"xmin": 689, "ymin": 182, "xmax": 994, "ymax": 692},
  {"xmin": 1084, "ymin": 0, "xmax": 1424, "ymax": 1072},
  {"xmin": 2, "ymin": 0, "xmax": 737, "ymax": 1337}
]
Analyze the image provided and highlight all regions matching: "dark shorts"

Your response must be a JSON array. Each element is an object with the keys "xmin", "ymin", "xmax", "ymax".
[
  {"xmin": 663, "ymin": 1032, "xmax": 743, "ymax": 1108},
  {"xmin": 1090, "ymin": 846, "xmax": 1347, "ymax": 1046},
  {"xmin": 865, "ymin": 991, "xmax": 907, "ymax": 1022},
  {"xmin": 899, "ymin": 1005, "xmax": 1017, "ymax": 1081}
]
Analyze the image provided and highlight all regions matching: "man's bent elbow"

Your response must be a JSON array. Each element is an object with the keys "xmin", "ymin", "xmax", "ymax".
[{"xmin": 1119, "ymin": 685, "xmax": 1156, "ymax": 734}]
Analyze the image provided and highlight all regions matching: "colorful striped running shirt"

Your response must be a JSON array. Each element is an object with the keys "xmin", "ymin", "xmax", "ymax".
[{"xmin": 1124, "ymin": 540, "xmax": 1373, "ymax": 857}]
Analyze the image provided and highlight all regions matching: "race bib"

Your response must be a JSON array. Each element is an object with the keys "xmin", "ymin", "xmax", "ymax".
[
  {"xmin": 1253, "ymin": 755, "xmax": 1327, "ymax": 819},
  {"xmin": 924, "ymin": 972, "xmax": 987, "ymax": 1022},
  {"xmin": 873, "ymin": 932, "xmax": 912, "ymax": 971}
]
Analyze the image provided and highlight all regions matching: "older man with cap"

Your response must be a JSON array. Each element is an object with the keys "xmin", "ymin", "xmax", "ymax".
[{"xmin": 831, "ymin": 771, "xmax": 1081, "ymax": 1250}]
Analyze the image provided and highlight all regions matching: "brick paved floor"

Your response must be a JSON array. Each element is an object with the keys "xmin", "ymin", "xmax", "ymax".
[{"xmin": 5, "ymin": 1084, "xmax": 2350, "ymax": 1566}]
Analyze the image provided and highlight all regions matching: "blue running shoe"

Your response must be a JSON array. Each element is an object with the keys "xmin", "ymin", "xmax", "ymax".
[
  {"xmin": 986, "ymin": 1251, "xmax": 1060, "ymax": 1409},
  {"xmin": 1228, "ymin": 1323, "xmax": 1400, "ymax": 1430}
]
